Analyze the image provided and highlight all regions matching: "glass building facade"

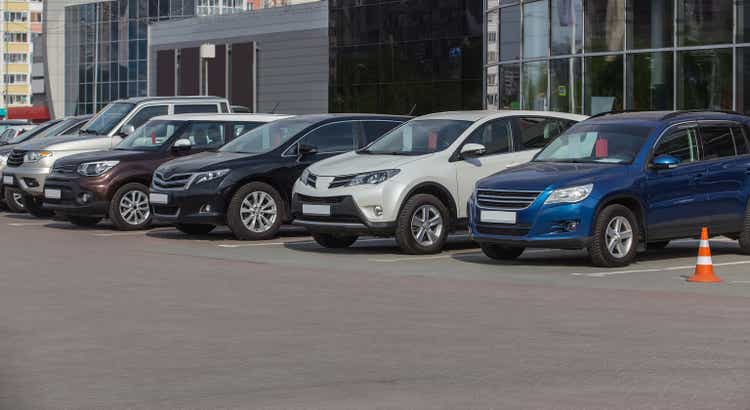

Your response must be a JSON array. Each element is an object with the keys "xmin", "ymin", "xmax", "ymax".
[
  {"xmin": 330, "ymin": 0, "xmax": 484, "ymax": 115},
  {"xmin": 485, "ymin": 0, "xmax": 750, "ymax": 115},
  {"xmin": 64, "ymin": 0, "xmax": 246, "ymax": 116}
]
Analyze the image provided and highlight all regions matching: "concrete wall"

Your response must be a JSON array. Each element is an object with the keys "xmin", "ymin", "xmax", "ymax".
[{"xmin": 149, "ymin": 0, "xmax": 328, "ymax": 115}]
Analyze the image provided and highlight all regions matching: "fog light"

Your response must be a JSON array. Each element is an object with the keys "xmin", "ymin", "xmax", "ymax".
[
  {"xmin": 77, "ymin": 192, "xmax": 93, "ymax": 204},
  {"xmin": 566, "ymin": 221, "xmax": 579, "ymax": 232},
  {"xmin": 373, "ymin": 205, "xmax": 383, "ymax": 216},
  {"xmin": 24, "ymin": 178, "xmax": 39, "ymax": 188},
  {"xmin": 199, "ymin": 204, "xmax": 212, "ymax": 214}
]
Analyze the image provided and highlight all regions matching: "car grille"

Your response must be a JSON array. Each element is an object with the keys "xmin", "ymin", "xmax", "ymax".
[
  {"xmin": 296, "ymin": 194, "xmax": 347, "ymax": 204},
  {"xmin": 152, "ymin": 171, "xmax": 193, "ymax": 190},
  {"xmin": 51, "ymin": 162, "xmax": 78, "ymax": 175},
  {"xmin": 476, "ymin": 224, "xmax": 530, "ymax": 236},
  {"xmin": 305, "ymin": 172, "xmax": 318, "ymax": 188},
  {"xmin": 476, "ymin": 189, "xmax": 542, "ymax": 210},
  {"xmin": 329, "ymin": 174, "xmax": 355, "ymax": 188},
  {"xmin": 6, "ymin": 150, "xmax": 25, "ymax": 167}
]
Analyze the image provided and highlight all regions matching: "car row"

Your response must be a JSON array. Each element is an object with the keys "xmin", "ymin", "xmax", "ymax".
[{"xmin": 3, "ymin": 101, "xmax": 750, "ymax": 268}]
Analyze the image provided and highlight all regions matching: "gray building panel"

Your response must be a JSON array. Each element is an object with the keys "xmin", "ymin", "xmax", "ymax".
[{"xmin": 149, "ymin": 1, "xmax": 329, "ymax": 115}]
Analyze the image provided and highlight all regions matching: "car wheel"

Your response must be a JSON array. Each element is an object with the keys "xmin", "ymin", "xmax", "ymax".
[
  {"xmin": 67, "ymin": 215, "xmax": 102, "ymax": 227},
  {"xmin": 227, "ymin": 182, "xmax": 283, "ymax": 240},
  {"xmin": 395, "ymin": 194, "xmax": 450, "ymax": 255},
  {"xmin": 23, "ymin": 194, "xmax": 54, "ymax": 218},
  {"xmin": 312, "ymin": 233, "xmax": 358, "ymax": 248},
  {"xmin": 589, "ymin": 204, "xmax": 640, "ymax": 267},
  {"xmin": 647, "ymin": 241, "xmax": 670, "ymax": 250},
  {"xmin": 3, "ymin": 188, "xmax": 25, "ymax": 213},
  {"xmin": 738, "ymin": 203, "xmax": 750, "ymax": 254},
  {"xmin": 480, "ymin": 244, "xmax": 525, "ymax": 260},
  {"xmin": 175, "ymin": 223, "xmax": 216, "ymax": 235},
  {"xmin": 109, "ymin": 183, "xmax": 152, "ymax": 231}
]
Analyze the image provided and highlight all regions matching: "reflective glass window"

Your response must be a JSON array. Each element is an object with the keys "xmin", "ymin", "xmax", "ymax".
[
  {"xmin": 499, "ymin": 5, "xmax": 521, "ymax": 61},
  {"xmin": 626, "ymin": 52, "xmax": 673, "ymax": 110},
  {"xmin": 522, "ymin": 61, "xmax": 548, "ymax": 111},
  {"xmin": 677, "ymin": 0, "xmax": 733, "ymax": 46},
  {"xmin": 627, "ymin": 0, "xmax": 673, "ymax": 49},
  {"xmin": 486, "ymin": 65, "xmax": 499, "ymax": 110},
  {"xmin": 584, "ymin": 55, "xmax": 623, "ymax": 115},
  {"xmin": 737, "ymin": 48, "xmax": 750, "ymax": 115},
  {"xmin": 551, "ymin": 0, "xmax": 582, "ymax": 55},
  {"xmin": 549, "ymin": 58, "xmax": 578, "ymax": 113},
  {"xmin": 677, "ymin": 49, "xmax": 732, "ymax": 110},
  {"xmin": 739, "ymin": 0, "xmax": 750, "ymax": 43},
  {"xmin": 523, "ymin": 1, "xmax": 548, "ymax": 59},
  {"xmin": 584, "ymin": 0, "xmax": 625, "ymax": 52},
  {"xmin": 499, "ymin": 64, "xmax": 520, "ymax": 109}
]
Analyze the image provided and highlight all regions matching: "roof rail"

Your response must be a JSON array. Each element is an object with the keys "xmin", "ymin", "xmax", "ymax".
[
  {"xmin": 660, "ymin": 109, "xmax": 745, "ymax": 120},
  {"xmin": 587, "ymin": 109, "xmax": 644, "ymax": 119}
]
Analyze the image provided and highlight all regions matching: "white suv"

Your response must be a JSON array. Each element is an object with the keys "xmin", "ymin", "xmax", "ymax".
[{"xmin": 291, "ymin": 110, "xmax": 587, "ymax": 254}]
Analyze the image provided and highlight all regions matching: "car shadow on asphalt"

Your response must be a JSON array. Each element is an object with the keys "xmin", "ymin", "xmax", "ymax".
[
  {"xmin": 145, "ymin": 226, "xmax": 311, "ymax": 242},
  {"xmin": 285, "ymin": 236, "xmax": 480, "ymax": 256}
]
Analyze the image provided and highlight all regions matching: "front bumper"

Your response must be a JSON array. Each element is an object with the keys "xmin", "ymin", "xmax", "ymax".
[
  {"xmin": 42, "ymin": 175, "xmax": 109, "ymax": 217},
  {"xmin": 2, "ymin": 166, "xmax": 51, "ymax": 196},
  {"xmin": 468, "ymin": 194, "xmax": 596, "ymax": 250},
  {"xmin": 149, "ymin": 186, "xmax": 228, "ymax": 226},
  {"xmin": 291, "ymin": 193, "xmax": 397, "ymax": 235}
]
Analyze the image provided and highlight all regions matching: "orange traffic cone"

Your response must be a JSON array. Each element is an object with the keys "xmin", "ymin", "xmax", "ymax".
[{"xmin": 687, "ymin": 227, "xmax": 721, "ymax": 283}]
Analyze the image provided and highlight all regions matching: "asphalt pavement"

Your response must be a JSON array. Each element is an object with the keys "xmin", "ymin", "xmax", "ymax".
[{"xmin": 0, "ymin": 211, "xmax": 749, "ymax": 409}]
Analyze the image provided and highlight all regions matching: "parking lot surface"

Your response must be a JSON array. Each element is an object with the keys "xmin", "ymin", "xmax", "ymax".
[{"xmin": 0, "ymin": 211, "xmax": 749, "ymax": 409}]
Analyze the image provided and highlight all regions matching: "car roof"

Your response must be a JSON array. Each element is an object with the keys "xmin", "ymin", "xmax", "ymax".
[
  {"xmin": 584, "ymin": 110, "xmax": 750, "ymax": 127},
  {"xmin": 151, "ymin": 113, "xmax": 295, "ymax": 122},
  {"xmin": 0, "ymin": 119, "xmax": 31, "ymax": 124},
  {"xmin": 116, "ymin": 96, "xmax": 228, "ymax": 104},
  {"xmin": 415, "ymin": 110, "xmax": 588, "ymax": 122},
  {"xmin": 278, "ymin": 113, "xmax": 412, "ymax": 123}
]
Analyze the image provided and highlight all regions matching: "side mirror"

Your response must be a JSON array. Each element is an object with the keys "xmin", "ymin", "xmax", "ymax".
[
  {"xmin": 172, "ymin": 138, "xmax": 192, "ymax": 153},
  {"xmin": 460, "ymin": 143, "xmax": 487, "ymax": 158},
  {"xmin": 651, "ymin": 154, "xmax": 680, "ymax": 170},
  {"xmin": 119, "ymin": 124, "xmax": 135, "ymax": 137},
  {"xmin": 298, "ymin": 143, "xmax": 318, "ymax": 157}
]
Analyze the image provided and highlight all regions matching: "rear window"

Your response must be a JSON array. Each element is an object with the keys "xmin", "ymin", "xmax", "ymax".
[
  {"xmin": 701, "ymin": 126, "xmax": 736, "ymax": 160},
  {"xmin": 174, "ymin": 104, "xmax": 219, "ymax": 114},
  {"xmin": 730, "ymin": 126, "xmax": 749, "ymax": 155}
]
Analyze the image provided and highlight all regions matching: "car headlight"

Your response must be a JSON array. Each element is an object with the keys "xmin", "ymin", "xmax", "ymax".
[
  {"xmin": 24, "ymin": 151, "xmax": 53, "ymax": 163},
  {"xmin": 77, "ymin": 160, "xmax": 120, "ymax": 176},
  {"xmin": 0, "ymin": 152, "xmax": 8, "ymax": 165},
  {"xmin": 544, "ymin": 184, "xmax": 594, "ymax": 205},
  {"xmin": 190, "ymin": 169, "xmax": 230, "ymax": 187},
  {"xmin": 347, "ymin": 169, "xmax": 400, "ymax": 186},
  {"xmin": 300, "ymin": 168, "xmax": 312, "ymax": 186}
]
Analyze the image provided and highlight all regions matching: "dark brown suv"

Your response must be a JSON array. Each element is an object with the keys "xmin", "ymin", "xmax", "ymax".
[{"xmin": 43, "ymin": 114, "xmax": 291, "ymax": 230}]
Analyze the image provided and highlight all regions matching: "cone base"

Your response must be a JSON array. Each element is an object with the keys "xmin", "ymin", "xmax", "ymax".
[{"xmin": 687, "ymin": 273, "xmax": 722, "ymax": 283}]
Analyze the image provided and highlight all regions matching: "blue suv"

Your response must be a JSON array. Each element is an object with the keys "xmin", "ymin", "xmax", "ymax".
[{"xmin": 468, "ymin": 111, "xmax": 750, "ymax": 267}]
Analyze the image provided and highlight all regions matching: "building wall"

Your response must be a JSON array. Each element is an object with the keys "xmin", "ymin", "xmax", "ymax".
[
  {"xmin": 484, "ymin": 0, "xmax": 750, "ymax": 115},
  {"xmin": 148, "ymin": 0, "xmax": 328, "ymax": 114},
  {"xmin": 1, "ymin": 0, "xmax": 35, "ymax": 110}
]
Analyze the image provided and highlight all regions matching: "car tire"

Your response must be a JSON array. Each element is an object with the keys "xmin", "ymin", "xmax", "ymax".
[
  {"xmin": 67, "ymin": 215, "xmax": 102, "ymax": 227},
  {"xmin": 647, "ymin": 241, "xmax": 670, "ymax": 250},
  {"xmin": 175, "ymin": 223, "xmax": 216, "ymax": 235},
  {"xmin": 227, "ymin": 182, "xmax": 284, "ymax": 241},
  {"xmin": 109, "ymin": 183, "xmax": 152, "ymax": 231},
  {"xmin": 3, "ymin": 188, "xmax": 25, "ymax": 213},
  {"xmin": 738, "ymin": 203, "xmax": 750, "ymax": 254},
  {"xmin": 395, "ymin": 194, "xmax": 450, "ymax": 255},
  {"xmin": 312, "ymin": 233, "xmax": 358, "ymax": 248},
  {"xmin": 23, "ymin": 194, "xmax": 54, "ymax": 218},
  {"xmin": 480, "ymin": 243, "xmax": 525, "ymax": 260},
  {"xmin": 589, "ymin": 204, "xmax": 640, "ymax": 267}
]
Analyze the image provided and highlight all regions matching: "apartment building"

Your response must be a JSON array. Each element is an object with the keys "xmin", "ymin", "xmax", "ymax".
[{"xmin": 1, "ymin": 0, "xmax": 35, "ymax": 115}]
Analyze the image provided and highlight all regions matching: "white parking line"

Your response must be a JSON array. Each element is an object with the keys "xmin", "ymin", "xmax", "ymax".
[
  {"xmin": 94, "ymin": 228, "xmax": 173, "ymax": 237},
  {"xmin": 215, "ymin": 237, "xmax": 393, "ymax": 248},
  {"xmin": 370, "ymin": 250, "xmax": 482, "ymax": 263},
  {"xmin": 571, "ymin": 260, "xmax": 750, "ymax": 278}
]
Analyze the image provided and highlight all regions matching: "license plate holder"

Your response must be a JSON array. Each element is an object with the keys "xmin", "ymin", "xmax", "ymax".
[
  {"xmin": 44, "ymin": 189, "xmax": 62, "ymax": 200},
  {"xmin": 149, "ymin": 193, "xmax": 169, "ymax": 205},
  {"xmin": 480, "ymin": 210, "xmax": 517, "ymax": 224},
  {"xmin": 302, "ymin": 204, "xmax": 331, "ymax": 216}
]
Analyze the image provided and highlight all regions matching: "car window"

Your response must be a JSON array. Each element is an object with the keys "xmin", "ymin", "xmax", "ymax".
[
  {"xmin": 731, "ymin": 126, "xmax": 749, "ymax": 155},
  {"xmin": 62, "ymin": 119, "xmax": 87, "ymax": 135},
  {"xmin": 179, "ymin": 121, "xmax": 225, "ymax": 149},
  {"xmin": 174, "ymin": 104, "xmax": 219, "ymax": 114},
  {"xmin": 701, "ymin": 126, "xmax": 736, "ymax": 160},
  {"xmin": 124, "ymin": 105, "xmax": 168, "ymax": 131},
  {"xmin": 232, "ymin": 122, "xmax": 263, "ymax": 139},
  {"xmin": 220, "ymin": 118, "xmax": 314, "ymax": 154},
  {"xmin": 654, "ymin": 127, "xmax": 700, "ymax": 164},
  {"xmin": 517, "ymin": 117, "xmax": 568, "ymax": 149},
  {"xmin": 220, "ymin": 102, "xmax": 230, "ymax": 113},
  {"xmin": 363, "ymin": 119, "xmax": 473, "ymax": 155},
  {"xmin": 362, "ymin": 120, "xmax": 402, "ymax": 144},
  {"xmin": 116, "ymin": 120, "xmax": 179, "ymax": 151},
  {"xmin": 464, "ymin": 119, "xmax": 512, "ymax": 156},
  {"xmin": 299, "ymin": 122, "xmax": 357, "ymax": 153}
]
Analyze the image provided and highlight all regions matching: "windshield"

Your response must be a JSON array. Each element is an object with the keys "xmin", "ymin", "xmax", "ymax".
[
  {"xmin": 11, "ymin": 120, "xmax": 64, "ymax": 144},
  {"xmin": 534, "ymin": 123, "xmax": 653, "ymax": 164},
  {"xmin": 220, "ymin": 119, "xmax": 313, "ymax": 154},
  {"xmin": 361, "ymin": 119, "xmax": 473, "ymax": 155},
  {"xmin": 81, "ymin": 102, "xmax": 134, "ymax": 135},
  {"xmin": 116, "ymin": 120, "xmax": 180, "ymax": 151}
]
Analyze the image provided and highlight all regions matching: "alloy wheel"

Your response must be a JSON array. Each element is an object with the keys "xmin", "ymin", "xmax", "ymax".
[
  {"xmin": 119, "ymin": 190, "xmax": 150, "ymax": 225},
  {"xmin": 240, "ymin": 191, "xmax": 277, "ymax": 233},
  {"xmin": 410, "ymin": 204, "xmax": 443, "ymax": 247},
  {"xmin": 11, "ymin": 191, "xmax": 24, "ymax": 210},
  {"xmin": 605, "ymin": 216, "xmax": 634, "ymax": 259}
]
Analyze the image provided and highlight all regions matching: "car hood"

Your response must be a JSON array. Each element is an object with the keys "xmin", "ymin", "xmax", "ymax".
[
  {"xmin": 477, "ymin": 161, "xmax": 626, "ymax": 191},
  {"xmin": 54, "ymin": 149, "xmax": 162, "ymax": 167},
  {"xmin": 157, "ymin": 151, "xmax": 254, "ymax": 175},
  {"xmin": 15, "ymin": 134, "xmax": 109, "ymax": 151},
  {"xmin": 309, "ymin": 151, "xmax": 430, "ymax": 176}
]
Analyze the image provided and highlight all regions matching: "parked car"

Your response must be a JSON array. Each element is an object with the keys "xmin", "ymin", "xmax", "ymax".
[
  {"xmin": 0, "ymin": 119, "xmax": 31, "ymax": 135},
  {"xmin": 42, "ymin": 113, "xmax": 292, "ymax": 229},
  {"xmin": 0, "ymin": 115, "xmax": 92, "ymax": 212},
  {"xmin": 468, "ymin": 110, "xmax": 750, "ymax": 267},
  {"xmin": 149, "ymin": 114, "xmax": 409, "ymax": 238},
  {"xmin": 2, "ymin": 96, "xmax": 230, "ymax": 217},
  {"xmin": 0, "ymin": 124, "xmax": 36, "ymax": 145},
  {"xmin": 292, "ymin": 111, "xmax": 585, "ymax": 254}
]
